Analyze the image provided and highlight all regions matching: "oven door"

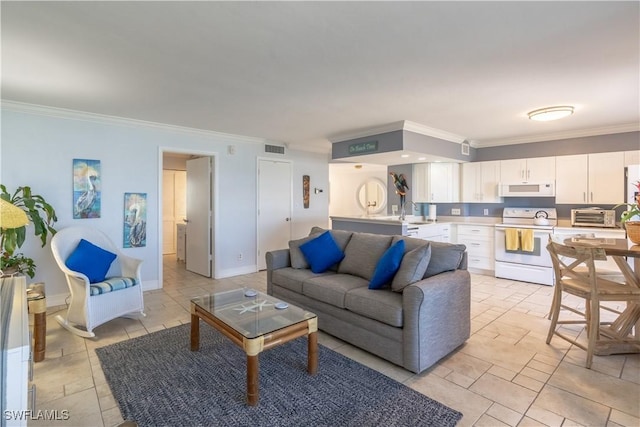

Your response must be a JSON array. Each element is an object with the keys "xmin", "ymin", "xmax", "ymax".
[{"xmin": 495, "ymin": 226, "xmax": 553, "ymax": 267}]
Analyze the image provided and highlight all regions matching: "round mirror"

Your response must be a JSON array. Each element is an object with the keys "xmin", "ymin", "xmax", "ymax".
[{"xmin": 357, "ymin": 179, "xmax": 387, "ymax": 215}]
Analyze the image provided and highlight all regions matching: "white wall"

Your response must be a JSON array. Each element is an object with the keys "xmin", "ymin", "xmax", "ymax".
[
  {"xmin": 328, "ymin": 163, "xmax": 388, "ymax": 216},
  {"xmin": 1, "ymin": 104, "xmax": 329, "ymax": 305}
]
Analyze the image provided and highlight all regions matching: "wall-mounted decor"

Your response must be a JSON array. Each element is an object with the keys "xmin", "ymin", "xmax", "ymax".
[
  {"xmin": 303, "ymin": 175, "xmax": 310, "ymax": 209},
  {"xmin": 73, "ymin": 159, "xmax": 101, "ymax": 219},
  {"xmin": 123, "ymin": 192, "xmax": 147, "ymax": 248}
]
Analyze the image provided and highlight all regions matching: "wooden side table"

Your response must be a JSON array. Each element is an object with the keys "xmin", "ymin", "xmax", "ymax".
[{"xmin": 27, "ymin": 282, "xmax": 46, "ymax": 362}]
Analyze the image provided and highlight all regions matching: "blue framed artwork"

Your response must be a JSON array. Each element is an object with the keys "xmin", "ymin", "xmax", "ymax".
[
  {"xmin": 73, "ymin": 159, "xmax": 101, "ymax": 219},
  {"xmin": 124, "ymin": 192, "xmax": 147, "ymax": 248}
]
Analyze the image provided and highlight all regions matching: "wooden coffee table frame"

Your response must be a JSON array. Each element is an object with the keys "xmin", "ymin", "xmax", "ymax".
[{"xmin": 190, "ymin": 301, "xmax": 318, "ymax": 406}]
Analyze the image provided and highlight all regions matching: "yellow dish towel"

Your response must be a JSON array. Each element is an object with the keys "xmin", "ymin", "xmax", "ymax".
[
  {"xmin": 505, "ymin": 229, "xmax": 519, "ymax": 250},
  {"xmin": 520, "ymin": 229, "xmax": 535, "ymax": 252}
]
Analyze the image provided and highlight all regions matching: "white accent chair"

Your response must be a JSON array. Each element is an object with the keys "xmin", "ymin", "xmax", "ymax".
[{"xmin": 51, "ymin": 226, "xmax": 145, "ymax": 338}]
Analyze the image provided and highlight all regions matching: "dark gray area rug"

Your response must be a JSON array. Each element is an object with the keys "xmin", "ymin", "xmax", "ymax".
[{"xmin": 96, "ymin": 323, "xmax": 462, "ymax": 427}]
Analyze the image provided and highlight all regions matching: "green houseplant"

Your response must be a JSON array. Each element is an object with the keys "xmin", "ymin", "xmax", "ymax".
[
  {"xmin": 0, "ymin": 185, "xmax": 58, "ymax": 277},
  {"xmin": 615, "ymin": 180, "xmax": 640, "ymax": 244}
]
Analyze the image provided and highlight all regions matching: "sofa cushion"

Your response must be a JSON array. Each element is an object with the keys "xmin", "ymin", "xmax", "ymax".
[
  {"xmin": 369, "ymin": 240, "xmax": 405, "ymax": 289},
  {"xmin": 338, "ymin": 233, "xmax": 393, "ymax": 280},
  {"xmin": 424, "ymin": 241, "xmax": 466, "ymax": 278},
  {"xmin": 299, "ymin": 231, "xmax": 345, "ymax": 274},
  {"xmin": 65, "ymin": 239, "xmax": 117, "ymax": 283},
  {"xmin": 303, "ymin": 274, "xmax": 368, "ymax": 308},
  {"xmin": 345, "ymin": 287, "xmax": 403, "ymax": 327},
  {"xmin": 392, "ymin": 243, "xmax": 432, "ymax": 292},
  {"xmin": 272, "ymin": 267, "xmax": 335, "ymax": 294},
  {"xmin": 309, "ymin": 227, "xmax": 353, "ymax": 251},
  {"xmin": 89, "ymin": 277, "xmax": 138, "ymax": 296},
  {"xmin": 289, "ymin": 234, "xmax": 321, "ymax": 269},
  {"xmin": 392, "ymin": 236, "xmax": 465, "ymax": 278}
]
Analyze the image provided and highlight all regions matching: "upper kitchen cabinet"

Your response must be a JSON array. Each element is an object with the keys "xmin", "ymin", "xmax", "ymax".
[
  {"xmin": 625, "ymin": 150, "xmax": 640, "ymax": 166},
  {"xmin": 413, "ymin": 163, "xmax": 460, "ymax": 203},
  {"xmin": 500, "ymin": 156, "xmax": 555, "ymax": 183},
  {"xmin": 555, "ymin": 152, "xmax": 624, "ymax": 204},
  {"xmin": 461, "ymin": 161, "xmax": 501, "ymax": 203}
]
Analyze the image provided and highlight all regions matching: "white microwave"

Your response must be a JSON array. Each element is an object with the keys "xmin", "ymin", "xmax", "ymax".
[{"xmin": 498, "ymin": 182, "xmax": 555, "ymax": 197}]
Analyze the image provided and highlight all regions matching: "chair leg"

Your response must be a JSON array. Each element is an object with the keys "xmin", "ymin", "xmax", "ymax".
[
  {"xmin": 546, "ymin": 292, "xmax": 562, "ymax": 344},
  {"xmin": 55, "ymin": 315, "xmax": 96, "ymax": 338},
  {"xmin": 585, "ymin": 297, "xmax": 600, "ymax": 369}
]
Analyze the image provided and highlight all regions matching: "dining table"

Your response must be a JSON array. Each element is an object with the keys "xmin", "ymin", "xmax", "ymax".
[{"xmin": 562, "ymin": 236, "xmax": 640, "ymax": 355}]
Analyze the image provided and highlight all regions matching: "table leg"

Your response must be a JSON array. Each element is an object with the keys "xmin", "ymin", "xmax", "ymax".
[
  {"xmin": 308, "ymin": 331, "xmax": 318, "ymax": 375},
  {"xmin": 33, "ymin": 311, "xmax": 46, "ymax": 362},
  {"xmin": 247, "ymin": 354, "xmax": 259, "ymax": 406},
  {"xmin": 190, "ymin": 314, "xmax": 200, "ymax": 351}
]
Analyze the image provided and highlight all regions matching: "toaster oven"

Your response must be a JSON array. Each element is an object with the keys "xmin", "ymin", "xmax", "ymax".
[{"xmin": 570, "ymin": 208, "xmax": 616, "ymax": 228}]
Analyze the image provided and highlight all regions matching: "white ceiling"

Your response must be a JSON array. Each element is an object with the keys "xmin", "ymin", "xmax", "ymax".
[{"xmin": 2, "ymin": 1, "xmax": 638, "ymax": 153}]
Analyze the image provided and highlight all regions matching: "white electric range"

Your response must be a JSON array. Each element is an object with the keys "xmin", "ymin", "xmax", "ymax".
[{"xmin": 494, "ymin": 207, "xmax": 557, "ymax": 286}]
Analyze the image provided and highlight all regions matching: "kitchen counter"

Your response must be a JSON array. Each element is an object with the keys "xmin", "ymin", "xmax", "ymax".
[{"xmin": 331, "ymin": 215, "xmax": 451, "ymax": 236}]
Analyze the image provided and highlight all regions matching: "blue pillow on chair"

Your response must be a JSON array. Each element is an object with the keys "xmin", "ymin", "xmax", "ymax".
[
  {"xmin": 299, "ymin": 231, "xmax": 345, "ymax": 274},
  {"xmin": 369, "ymin": 240, "xmax": 405, "ymax": 289},
  {"xmin": 65, "ymin": 239, "xmax": 117, "ymax": 284}
]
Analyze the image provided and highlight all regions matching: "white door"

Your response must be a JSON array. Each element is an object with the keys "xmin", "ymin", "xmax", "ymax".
[
  {"xmin": 258, "ymin": 159, "xmax": 292, "ymax": 270},
  {"xmin": 186, "ymin": 157, "xmax": 212, "ymax": 277}
]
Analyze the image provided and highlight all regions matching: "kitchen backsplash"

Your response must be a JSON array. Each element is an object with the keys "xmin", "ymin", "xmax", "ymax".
[{"xmin": 413, "ymin": 199, "xmax": 622, "ymax": 219}]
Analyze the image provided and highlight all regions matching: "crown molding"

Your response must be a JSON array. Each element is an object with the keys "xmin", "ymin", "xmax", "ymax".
[
  {"xmin": 329, "ymin": 120, "xmax": 467, "ymax": 144},
  {"xmin": 328, "ymin": 121, "xmax": 406, "ymax": 143},
  {"xmin": 401, "ymin": 121, "xmax": 467, "ymax": 144},
  {"xmin": 0, "ymin": 100, "xmax": 271, "ymax": 145},
  {"xmin": 473, "ymin": 122, "xmax": 640, "ymax": 148}
]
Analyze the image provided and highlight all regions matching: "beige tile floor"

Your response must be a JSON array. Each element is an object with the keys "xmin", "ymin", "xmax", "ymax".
[{"xmin": 30, "ymin": 255, "xmax": 640, "ymax": 427}]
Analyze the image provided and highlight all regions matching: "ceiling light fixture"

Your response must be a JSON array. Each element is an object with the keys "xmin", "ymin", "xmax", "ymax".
[
  {"xmin": 401, "ymin": 154, "xmax": 410, "ymax": 158},
  {"xmin": 528, "ymin": 106, "xmax": 574, "ymax": 122}
]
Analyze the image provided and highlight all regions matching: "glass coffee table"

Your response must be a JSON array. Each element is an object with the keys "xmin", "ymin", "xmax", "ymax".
[{"xmin": 190, "ymin": 288, "xmax": 318, "ymax": 406}]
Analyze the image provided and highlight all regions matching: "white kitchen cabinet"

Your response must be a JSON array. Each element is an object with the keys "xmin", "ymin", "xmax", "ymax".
[
  {"xmin": 456, "ymin": 224, "xmax": 495, "ymax": 272},
  {"xmin": 416, "ymin": 223, "xmax": 451, "ymax": 242},
  {"xmin": 556, "ymin": 152, "xmax": 624, "ymax": 204},
  {"xmin": 412, "ymin": 163, "xmax": 429, "ymax": 202},
  {"xmin": 500, "ymin": 156, "xmax": 555, "ymax": 183},
  {"xmin": 624, "ymin": 150, "xmax": 640, "ymax": 166},
  {"xmin": 461, "ymin": 161, "xmax": 501, "ymax": 202},
  {"xmin": 412, "ymin": 163, "xmax": 460, "ymax": 203}
]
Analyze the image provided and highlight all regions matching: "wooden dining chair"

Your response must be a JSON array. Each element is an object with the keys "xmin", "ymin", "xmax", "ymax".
[{"xmin": 546, "ymin": 237, "xmax": 640, "ymax": 368}]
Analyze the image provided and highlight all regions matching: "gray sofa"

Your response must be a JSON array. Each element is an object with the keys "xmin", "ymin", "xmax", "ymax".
[{"xmin": 266, "ymin": 227, "xmax": 471, "ymax": 374}]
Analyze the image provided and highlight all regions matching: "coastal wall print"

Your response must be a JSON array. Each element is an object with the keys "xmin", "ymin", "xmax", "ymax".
[
  {"xmin": 123, "ymin": 192, "xmax": 147, "ymax": 248},
  {"xmin": 73, "ymin": 159, "xmax": 101, "ymax": 219}
]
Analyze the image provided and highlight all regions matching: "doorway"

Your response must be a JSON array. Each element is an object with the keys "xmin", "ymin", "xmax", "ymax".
[{"xmin": 160, "ymin": 150, "xmax": 217, "ymax": 286}]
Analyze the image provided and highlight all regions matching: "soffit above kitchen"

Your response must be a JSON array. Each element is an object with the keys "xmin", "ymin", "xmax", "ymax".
[
  {"xmin": 1, "ymin": 2, "xmax": 638, "ymax": 152},
  {"xmin": 331, "ymin": 120, "xmax": 470, "ymax": 166}
]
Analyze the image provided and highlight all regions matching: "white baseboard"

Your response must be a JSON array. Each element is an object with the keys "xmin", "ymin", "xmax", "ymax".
[
  {"xmin": 216, "ymin": 265, "xmax": 258, "ymax": 279},
  {"xmin": 142, "ymin": 280, "xmax": 160, "ymax": 291}
]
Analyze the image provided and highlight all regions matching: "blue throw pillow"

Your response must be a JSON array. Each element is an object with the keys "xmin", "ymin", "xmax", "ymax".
[
  {"xmin": 65, "ymin": 239, "xmax": 117, "ymax": 284},
  {"xmin": 299, "ymin": 231, "xmax": 345, "ymax": 274},
  {"xmin": 369, "ymin": 240, "xmax": 405, "ymax": 289}
]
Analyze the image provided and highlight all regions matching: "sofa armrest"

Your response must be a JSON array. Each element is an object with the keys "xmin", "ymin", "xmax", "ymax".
[
  {"xmin": 265, "ymin": 249, "xmax": 291, "ymax": 295},
  {"xmin": 266, "ymin": 249, "xmax": 291, "ymax": 271},
  {"xmin": 401, "ymin": 269, "xmax": 471, "ymax": 373}
]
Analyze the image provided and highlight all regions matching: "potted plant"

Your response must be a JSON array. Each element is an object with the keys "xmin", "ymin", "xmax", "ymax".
[
  {"xmin": 615, "ymin": 180, "xmax": 640, "ymax": 244},
  {"xmin": 0, "ymin": 185, "xmax": 58, "ymax": 277}
]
